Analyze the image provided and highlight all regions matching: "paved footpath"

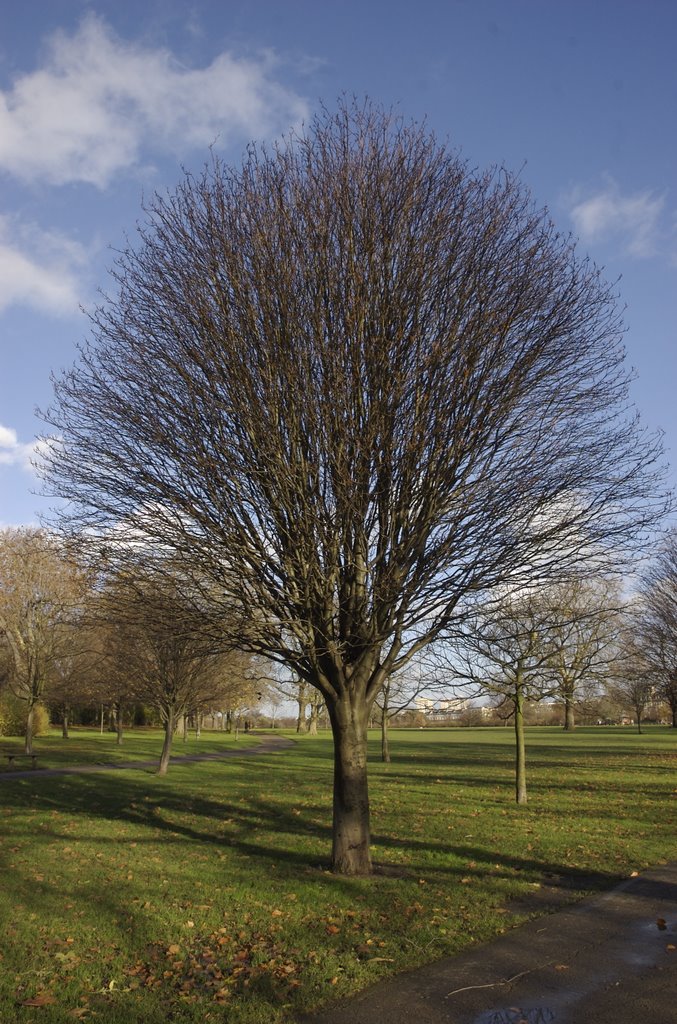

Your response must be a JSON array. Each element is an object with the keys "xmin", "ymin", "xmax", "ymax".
[
  {"xmin": 299, "ymin": 863, "xmax": 677, "ymax": 1024},
  {"xmin": 0, "ymin": 733, "xmax": 296, "ymax": 779}
]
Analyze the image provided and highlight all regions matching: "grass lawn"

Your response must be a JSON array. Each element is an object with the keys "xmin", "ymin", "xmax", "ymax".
[
  {"xmin": 0, "ymin": 725, "xmax": 675, "ymax": 1023},
  {"xmin": 0, "ymin": 727, "xmax": 259, "ymax": 772}
]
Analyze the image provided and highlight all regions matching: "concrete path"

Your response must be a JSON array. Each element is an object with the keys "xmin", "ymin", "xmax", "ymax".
[
  {"xmin": 0, "ymin": 732, "xmax": 295, "ymax": 779},
  {"xmin": 299, "ymin": 862, "xmax": 677, "ymax": 1024}
]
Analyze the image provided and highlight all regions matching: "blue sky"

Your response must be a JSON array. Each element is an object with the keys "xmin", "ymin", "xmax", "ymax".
[{"xmin": 1, "ymin": 0, "xmax": 676, "ymax": 526}]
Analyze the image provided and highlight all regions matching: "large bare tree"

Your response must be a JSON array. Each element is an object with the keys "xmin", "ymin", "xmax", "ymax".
[{"xmin": 41, "ymin": 101, "xmax": 667, "ymax": 873}]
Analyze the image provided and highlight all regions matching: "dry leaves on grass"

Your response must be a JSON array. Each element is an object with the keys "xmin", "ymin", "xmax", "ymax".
[
  {"xmin": 21, "ymin": 993, "xmax": 57, "ymax": 1006},
  {"xmin": 122, "ymin": 927, "xmax": 306, "ymax": 1004}
]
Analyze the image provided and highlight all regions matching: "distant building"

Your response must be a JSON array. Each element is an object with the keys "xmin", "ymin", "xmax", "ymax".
[{"xmin": 414, "ymin": 696, "xmax": 470, "ymax": 720}]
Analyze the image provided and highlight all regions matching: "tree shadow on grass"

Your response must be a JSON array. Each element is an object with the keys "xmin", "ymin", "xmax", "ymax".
[{"xmin": 0, "ymin": 766, "xmax": 626, "ymax": 900}]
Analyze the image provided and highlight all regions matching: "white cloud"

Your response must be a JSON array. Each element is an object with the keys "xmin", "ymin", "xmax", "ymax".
[
  {"xmin": 0, "ymin": 15, "xmax": 310, "ymax": 188},
  {"xmin": 569, "ymin": 179, "xmax": 667, "ymax": 259},
  {"xmin": 0, "ymin": 424, "xmax": 41, "ymax": 472},
  {"xmin": 0, "ymin": 215, "xmax": 86, "ymax": 314}
]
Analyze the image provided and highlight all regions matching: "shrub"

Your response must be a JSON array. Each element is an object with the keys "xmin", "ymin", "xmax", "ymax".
[{"xmin": 0, "ymin": 693, "xmax": 50, "ymax": 737}]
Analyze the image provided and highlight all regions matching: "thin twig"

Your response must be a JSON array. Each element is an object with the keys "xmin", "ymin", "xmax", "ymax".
[{"xmin": 446, "ymin": 960, "xmax": 557, "ymax": 997}]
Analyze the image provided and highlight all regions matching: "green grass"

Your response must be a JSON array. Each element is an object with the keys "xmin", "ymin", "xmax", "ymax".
[
  {"xmin": 0, "ymin": 726, "xmax": 258, "ymax": 772},
  {"xmin": 0, "ymin": 725, "xmax": 675, "ymax": 1023}
]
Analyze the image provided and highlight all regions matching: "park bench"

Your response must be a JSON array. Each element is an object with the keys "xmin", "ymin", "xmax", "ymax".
[{"xmin": 3, "ymin": 752, "xmax": 39, "ymax": 770}]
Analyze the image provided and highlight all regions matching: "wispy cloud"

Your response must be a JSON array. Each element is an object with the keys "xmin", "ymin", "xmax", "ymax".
[
  {"xmin": 568, "ymin": 178, "xmax": 668, "ymax": 259},
  {"xmin": 0, "ymin": 215, "xmax": 87, "ymax": 315},
  {"xmin": 0, "ymin": 15, "xmax": 310, "ymax": 188},
  {"xmin": 0, "ymin": 424, "xmax": 42, "ymax": 472}
]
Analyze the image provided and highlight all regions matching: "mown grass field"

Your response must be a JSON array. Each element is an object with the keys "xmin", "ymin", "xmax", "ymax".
[
  {"xmin": 0, "ymin": 726, "xmax": 675, "ymax": 1023},
  {"xmin": 0, "ymin": 727, "xmax": 260, "ymax": 772}
]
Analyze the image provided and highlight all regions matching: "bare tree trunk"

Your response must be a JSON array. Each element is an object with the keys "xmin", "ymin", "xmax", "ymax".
[
  {"xmin": 226, "ymin": 710, "xmax": 233, "ymax": 733},
  {"xmin": 116, "ymin": 701, "xmax": 124, "ymax": 745},
  {"xmin": 157, "ymin": 708, "xmax": 175, "ymax": 775},
  {"xmin": 514, "ymin": 682, "xmax": 527, "ymax": 805},
  {"xmin": 62, "ymin": 704, "xmax": 70, "ymax": 739},
  {"xmin": 24, "ymin": 702, "xmax": 35, "ymax": 755},
  {"xmin": 563, "ymin": 681, "xmax": 575, "ymax": 730},
  {"xmin": 182, "ymin": 714, "xmax": 188, "ymax": 742},
  {"xmin": 296, "ymin": 681, "xmax": 307, "ymax": 733},
  {"xmin": 328, "ymin": 696, "xmax": 372, "ymax": 875},
  {"xmin": 307, "ymin": 698, "xmax": 319, "ymax": 735},
  {"xmin": 195, "ymin": 711, "xmax": 202, "ymax": 738},
  {"xmin": 381, "ymin": 681, "xmax": 391, "ymax": 763},
  {"xmin": 100, "ymin": 703, "xmax": 105, "ymax": 734}
]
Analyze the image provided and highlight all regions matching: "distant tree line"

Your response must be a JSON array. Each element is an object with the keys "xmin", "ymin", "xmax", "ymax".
[{"xmin": 0, "ymin": 527, "xmax": 265, "ymax": 772}]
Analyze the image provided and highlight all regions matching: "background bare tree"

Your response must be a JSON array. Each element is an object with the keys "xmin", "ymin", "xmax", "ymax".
[
  {"xmin": 445, "ymin": 591, "xmax": 558, "ymax": 804},
  {"xmin": 46, "ymin": 618, "xmax": 106, "ymax": 738},
  {"xmin": 41, "ymin": 100, "xmax": 667, "ymax": 873},
  {"xmin": 543, "ymin": 579, "xmax": 621, "ymax": 730},
  {"xmin": 637, "ymin": 530, "xmax": 677, "ymax": 727},
  {"xmin": 606, "ymin": 637, "xmax": 655, "ymax": 734},
  {"xmin": 374, "ymin": 660, "xmax": 438, "ymax": 762},
  {"xmin": 98, "ymin": 572, "xmax": 251, "ymax": 774},
  {"xmin": 0, "ymin": 528, "xmax": 90, "ymax": 753}
]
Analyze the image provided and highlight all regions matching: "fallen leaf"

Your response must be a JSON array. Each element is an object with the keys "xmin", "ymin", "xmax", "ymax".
[
  {"xmin": 657, "ymin": 918, "xmax": 668, "ymax": 931},
  {"xmin": 22, "ymin": 993, "xmax": 57, "ymax": 1006}
]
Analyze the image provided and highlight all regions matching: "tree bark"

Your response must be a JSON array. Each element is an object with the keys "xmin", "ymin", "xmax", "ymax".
[
  {"xmin": 380, "ymin": 679, "xmax": 391, "ymax": 763},
  {"xmin": 328, "ymin": 695, "xmax": 372, "ymax": 875},
  {"xmin": 116, "ymin": 701, "xmax": 124, "ymax": 745},
  {"xmin": 62, "ymin": 704, "xmax": 70, "ymax": 739},
  {"xmin": 24, "ymin": 701, "xmax": 35, "ymax": 755},
  {"xmin": 296, "ymin": 681, "xmax": 307, "ymax": 733},
  {"xmin": 563, "ymin": 688, "xmax": 576, "ymax": 731},
  {"xmin": 514, "ymin": 681, "xmax": 527, "ymax": 804},
  {"xmin": 381, "ymin": 710, "xmax": 390, "ymax": 763},
  {"xmin": 157, "ymin": 708, "xmax": 175, "ymax": 775}
]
